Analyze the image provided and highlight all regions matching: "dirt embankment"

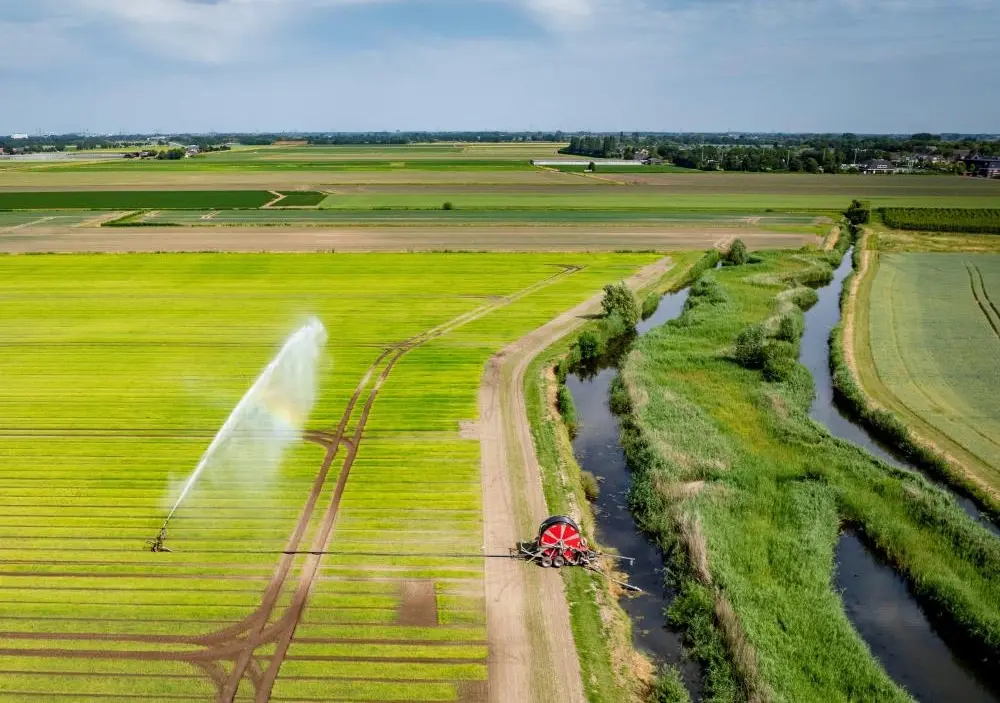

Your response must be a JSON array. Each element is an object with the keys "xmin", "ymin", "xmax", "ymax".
[{"xmin": 479, "ymin": 257, "xmax": 672, "ymax": 703}]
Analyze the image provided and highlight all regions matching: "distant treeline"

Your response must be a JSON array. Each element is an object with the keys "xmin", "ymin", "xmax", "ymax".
[
  {"xmin": 0, "ymin": 131, "xmax": 570, "ymax": 152},
  {"xmin": 561, "ymin": 132, "xmax": 999, "ymax": 173},
  {"xmin": 880, "ymin": 208, "xmax": 1000, "ymax": 234}
]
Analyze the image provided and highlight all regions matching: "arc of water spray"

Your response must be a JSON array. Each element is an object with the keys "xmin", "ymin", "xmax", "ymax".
[{"xmin": 151, "ymin": 318, "xmax": 328, "ymax": 551}]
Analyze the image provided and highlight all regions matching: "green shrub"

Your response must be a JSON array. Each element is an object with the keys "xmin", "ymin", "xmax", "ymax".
[
  {"xmin": 556, "ymin": 385, "xmax": 579, "ymax": 437},
  {"xmin": 581, "ymin": 471, "xmax": 600, "ymax": 501},
  {"xmin": 734, "ymin": 324, "xmax": 767, "ymax": 368},
  {"xmin": 642, "ymin": 292, "xmax": 661, "ymax": 319},
  {"xmin": 577, "ymin": 330, "xmax": 602, "ymax": 361},
  {"xmin": 727, "ymin": 239, "xmax": 749, "ymax": 266},
  {"xmin": 600, "ymin": 311, "xmax": 628, "ymax": 341},
  {"xmin": 651, "ymin": 665, "xmax": 691, "ymax": 703},
  {"xmin": 763, "ymin": 340, "xmax": 798, "ymax": 382},
  {"xmin": 442, "ymin": 201, "xmax": 454, "ymax": 210},
  {"xmin": 602, "ymin": 282, "xmax": 640, "ymax": 328},
  {"xmin": 789, "ymin": 287, "xmax": 819, "ymax": 310},
  {"xmin": 689, "ymin": 275, "xmax": 728, "ymax": 305},
  {"xmin": 776, "ymin": 314, "xmax": 804, "ymax": 344},
  {"xmin": 845, "ymin": 199, "xmax": 871, "ymax": 225}
]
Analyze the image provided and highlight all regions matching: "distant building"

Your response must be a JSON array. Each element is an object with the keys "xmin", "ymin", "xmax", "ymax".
[
  {"xmin": 184, "ymin": 145, "xmax": 200, "ymax": 157},
  {"xmin": 859, "ymin": 159, "xmax": 895, "ymax": 174},
  {"xmin": 963, "ymin": 156, "xmax": 1000, "ymax": 178},
  {"xmin": 10, "ymin": 133, "xmax": 28, "ymax": 140}
]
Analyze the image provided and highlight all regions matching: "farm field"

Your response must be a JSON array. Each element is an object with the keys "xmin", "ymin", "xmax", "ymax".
[
  {"xmin": 862, "ymin": 252, "xmax": 1000, "ymax": 497},
  {"xmin": 119, "ymin": 208, "xmax": 826, "ymax": 229},
  {"xmin": 0, "ymin": 190, "xmax": 275, "ymax": 210},
  {"xmin": 880, "ymin": 207, "xmax": 1000, "ymax": 234},
  {"xmin": 0, "ymin": 251, "xmax": 660, "ymax": 702},
  {"xmin": 0, "ymin": 223, "xmax": 817, "ymax": 254}
]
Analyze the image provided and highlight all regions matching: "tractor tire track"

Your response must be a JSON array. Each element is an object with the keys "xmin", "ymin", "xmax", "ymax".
[{"xmin": 968, "ymin": 264, "xmax": 1000, "ymax": 340}]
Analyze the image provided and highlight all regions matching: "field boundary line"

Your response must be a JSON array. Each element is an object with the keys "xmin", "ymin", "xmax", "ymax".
[{"xmin": 844, "ymin": 230, "xmax": 1000, "ymax": 507}]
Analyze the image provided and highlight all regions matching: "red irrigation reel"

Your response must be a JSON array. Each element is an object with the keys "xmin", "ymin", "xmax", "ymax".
[{"xmin": 516, "ymin": 515, "xmax": 597, "ymax": 568}]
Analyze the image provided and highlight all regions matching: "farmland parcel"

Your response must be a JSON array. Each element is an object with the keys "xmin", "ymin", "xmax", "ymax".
[
  {"xmin": 0, "ymin": 252, "xmax": 657, "ymax": 701},
  {"xmin": 864, "ymin": 253, "xmax": 1000, "ymax": 496}
]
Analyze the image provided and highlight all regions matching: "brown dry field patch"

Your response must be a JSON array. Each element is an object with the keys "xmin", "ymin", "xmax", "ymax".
[
  {"xmin": 0, "ymin": 225, "xmax": 816, "ymax": 253},
  {"xmin": 0, "ymin": 170, "xmax": 573, "ymax": 190},
  {"xmin": 593, "ymin": 171, "xmax": 1000, "ymax": 196}
]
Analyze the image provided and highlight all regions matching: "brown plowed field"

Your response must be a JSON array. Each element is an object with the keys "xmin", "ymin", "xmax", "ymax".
[{"xmin": 0, "ymin": 224, "xmax": 815, "ymax": 253}]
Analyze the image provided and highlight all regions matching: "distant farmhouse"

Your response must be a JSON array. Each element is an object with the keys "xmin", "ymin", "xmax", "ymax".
[
  {"xmin": 963, "ymin": 156, "xmax": 1000, "ymax": 178},
  {"xmin": 859, "ymin": 159, "xmax": 895, "ymax": 174}
]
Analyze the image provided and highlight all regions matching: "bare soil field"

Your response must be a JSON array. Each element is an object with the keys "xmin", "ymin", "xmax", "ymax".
[
  {"xmin": 0, "ymin": 225, "xmax": 816, "ymax": 253},
  {"xmin": 0, "ymin": 170, "xmax": 572, "ymax": 190},
  {"xmin": 597, "ymin": 172, "xmax": 1000, "ymax": 198}
]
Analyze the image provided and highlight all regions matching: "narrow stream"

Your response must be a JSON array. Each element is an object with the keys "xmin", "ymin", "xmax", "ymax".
[
  {"xmin": 565, "ymin": 287, "xmax": 702, "ymax": 693},
  {"xmin": 803, "ymin": 249, "xmax": 1000, "ymax": 702},
  {"xmin": 800, "ymin": 249, "xmax": 1000, "ymax": 536}
]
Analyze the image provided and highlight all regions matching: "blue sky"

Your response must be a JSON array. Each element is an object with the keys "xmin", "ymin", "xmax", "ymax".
[{"xmin": 1, "ymin": 0, "xmax": 998, "ymax": 134}]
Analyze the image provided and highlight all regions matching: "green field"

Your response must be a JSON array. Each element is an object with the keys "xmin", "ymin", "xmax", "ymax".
[
  {"xmin": 881, "ymin": 207, "xmax": 1000, "ymax": 234},
  {"xmin": 272, "ymin": 191, "xmax": 326, "ymax": 207},
  {"xmin": 866, "ymin": 253, "xmax": 1000, "ymax": 490},
  {"xmin": 0, "ymin": 251, "xmax": 657, "ymax": 701},
  {"xmin": 0, "ymin": 190, "xmax": 274, "ymax": 210}
]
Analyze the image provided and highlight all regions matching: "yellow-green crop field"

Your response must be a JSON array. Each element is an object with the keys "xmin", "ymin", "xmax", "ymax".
[
  {"xmin": 0, "ymin": 251, "xmax": 658, "ymax": 701},
  {"xmin": 867, "ymin": 253, "xmax": 1000, "ymax": 491}
]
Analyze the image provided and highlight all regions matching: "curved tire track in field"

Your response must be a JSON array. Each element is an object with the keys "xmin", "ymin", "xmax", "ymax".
[{"xmin": 0, "ymin": 265, "xmax": 582, "ymax": 703}]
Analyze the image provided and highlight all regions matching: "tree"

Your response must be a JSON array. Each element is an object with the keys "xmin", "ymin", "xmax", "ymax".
[
  {"xmin": 601, "ymin": 282, "xmax": 640, "ymax": 328},
  {"xmin": 727, "ymin": 239, "xmax": 748, "ymax": 265},
  {"xmin": 588, "ymin": 161, "xmax": 596, "ymax": 172},
  {"xmin": 845, "ymin": 199, "xmax": 871, "ymax": 225}
]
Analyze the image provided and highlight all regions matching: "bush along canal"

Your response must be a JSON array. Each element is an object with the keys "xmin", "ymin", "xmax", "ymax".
[
  {"xmin": 805, "ymin": 248, "xmax": 1000, "ymax": 702},
  {"xmin": 564, "ymin": 284, "xmax": 703, "ymax": 698}
]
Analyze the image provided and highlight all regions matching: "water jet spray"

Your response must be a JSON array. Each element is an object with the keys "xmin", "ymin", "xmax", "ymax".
[{"xmin": 149, "ymin": 318, "xmax": 327, "ymax": 552}]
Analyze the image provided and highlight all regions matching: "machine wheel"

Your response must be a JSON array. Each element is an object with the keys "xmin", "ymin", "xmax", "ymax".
[
  {"xmin": 541, "ymin": 555, "xmax": 553, "ymax": 568},
  {"xmin": 553, "ymin": 555, "xmax": 565, "ymax": 568}
]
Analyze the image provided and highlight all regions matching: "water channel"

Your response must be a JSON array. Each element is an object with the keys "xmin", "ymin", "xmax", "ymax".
[
  {"xmin": 563, "ymin": 250, "xmax": 999, "ymax": 701},
  {"xmin": 565, "ymin": 286, "xmax": 702, "ymax": 693},
  {"xmin": 803, "ymin": 250, "xmax": 1000, "ymax": 702}
]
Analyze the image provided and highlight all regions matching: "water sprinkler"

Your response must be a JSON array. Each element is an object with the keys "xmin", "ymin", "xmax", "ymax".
[{"xmin": 147, "ymin": 523, "xmax": 172, "ymax": 553}]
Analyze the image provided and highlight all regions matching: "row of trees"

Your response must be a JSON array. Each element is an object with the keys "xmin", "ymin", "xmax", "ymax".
[{"xmin": 561, "ymin": 133, "xmax": 999, "ymax": 172}]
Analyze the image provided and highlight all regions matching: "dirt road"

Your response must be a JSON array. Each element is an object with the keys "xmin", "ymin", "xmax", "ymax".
[
  {"xmin": 479, "ymin": 257, "xmax": 673, "ymax": 703},
  {"xmin": 0, "ymin": 224, "xmax": 815, "ymax": 253}
]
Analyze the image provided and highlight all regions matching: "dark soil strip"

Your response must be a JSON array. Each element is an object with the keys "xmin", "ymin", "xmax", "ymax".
[{"xmin": 395, "ymin": 581, "xmax": 439, "ymax": 627}]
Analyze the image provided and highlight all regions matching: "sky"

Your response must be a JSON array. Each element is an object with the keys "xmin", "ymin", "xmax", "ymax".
[{"xmin": 1, "ymin": 0, "xmax": 998, "ymax": 135}]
